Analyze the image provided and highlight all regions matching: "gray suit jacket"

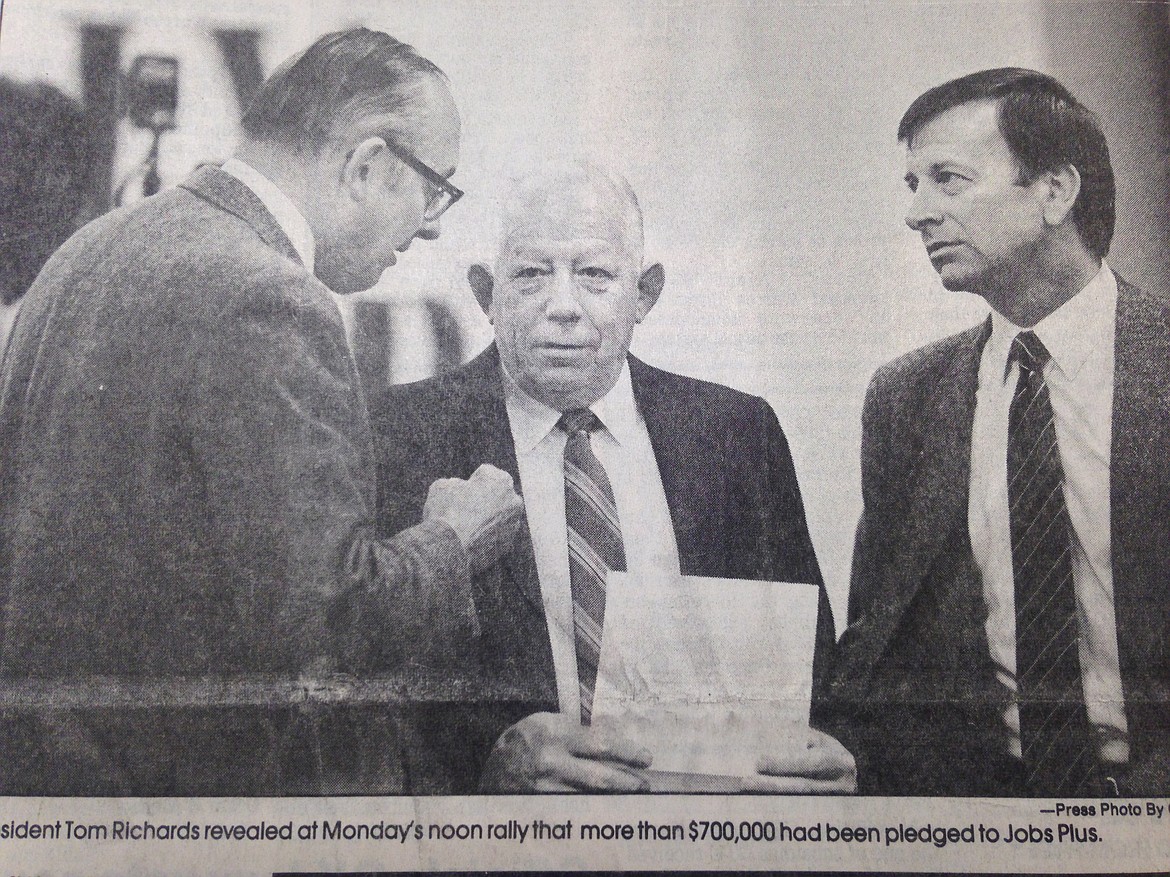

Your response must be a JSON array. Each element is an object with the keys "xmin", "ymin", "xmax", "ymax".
[
  {"xmin": 827, "ymin": 278, "xmax": 1170, "ymax": 796},
  {"xmin": 0, "ymin": 167, "xmax": 474, "ymax": 794}
]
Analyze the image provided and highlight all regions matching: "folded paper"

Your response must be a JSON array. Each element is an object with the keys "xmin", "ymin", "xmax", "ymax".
[{"xmin": 591, "ymin": 573, "xmax": 820, "ymax": 778}]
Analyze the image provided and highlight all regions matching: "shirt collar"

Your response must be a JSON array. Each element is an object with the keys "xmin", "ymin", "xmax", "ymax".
[
  {"xmin": 500, "ymin": 355, "xmax": 639, "ymax": 452},
  {"xmin": 221, "ymin": 158, "xmax": 316, "ymax": 274},
  {"xmin": 986, "ymin": 261, "xmax": 1117, "ymax": 383}
]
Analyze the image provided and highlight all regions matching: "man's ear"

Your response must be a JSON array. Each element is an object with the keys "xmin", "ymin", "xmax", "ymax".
[
  {"xmin": 635, "ymin": 263, "xmax": 665, "ymax": 322},
  {"xmin": 1042, "ymin": 163, "xmax": 1082, "ymax": 228},
  {"xmin": 339, "ymin": 136, "xmax": 388, "ymax": 201},
  {"xmin": 468, "ymin": 264, "xmax": 495, "ymax": 320}
]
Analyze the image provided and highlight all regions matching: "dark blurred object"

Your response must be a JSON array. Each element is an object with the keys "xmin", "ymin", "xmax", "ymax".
[
  {"xmin": 125, "ymin": 55, "xmax": 179, "ymax": 130},
  {"xmin": 352, "ymin": 301, "xmax": 395, "ymax": 393},
  {"xmin": 116, "ymin": 54, "xmax": 179, "ymax": 201},
  {"xmin": 425, "ymin": 297, "xmax": 465, "ymax": 373},
  {"xmin": 350, "ymin": 299, "xmax": 466, "ymax": 396},
  {"xmin": 78, "ymin": 24, "xmax": 124, "ymax": 213},
  {"xmin": 0, "ymin": 77, "xmax": 92, "ymax": 319},
  {"xmin": 213, "ymin": 30, "xmax": 265, "ymax": 119}
]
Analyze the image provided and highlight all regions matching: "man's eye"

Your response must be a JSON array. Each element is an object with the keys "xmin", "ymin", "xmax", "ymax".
[
  {"xmin": 579, "ymin": 267, "xmax": 614, "ymax": 279},
  {"xmin": 513, "ymin": 267, "xmax": 546, "ymax": 279},
  {"xmin": 936, "ymin": 170, "xmax": 968, "ymax": 189}
]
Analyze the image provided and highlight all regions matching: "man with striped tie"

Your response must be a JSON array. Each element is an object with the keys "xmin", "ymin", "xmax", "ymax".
[
  {"xmin": 827, "ymin": 69, "xmax": 1170, "ymax": 796},
  {"xmin": 372, "ymin": 161, "xmax": 856, "ymax": 793}
]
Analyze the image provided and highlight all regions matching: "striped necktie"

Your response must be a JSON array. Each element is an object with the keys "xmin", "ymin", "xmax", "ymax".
[
  {"xmin": 1008, "ymin": 330, "xmax": 1094, "ymax": 795},
  {"xmin": 559, "ymin": 408, "xmax": 626, "ymax": 725}
]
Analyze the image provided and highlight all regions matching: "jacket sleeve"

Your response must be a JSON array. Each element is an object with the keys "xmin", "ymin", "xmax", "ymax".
[
  {"xmin": 757, "ymin": 399, "xmax": 837, "ymax": 721},
  {"xmin": 816, "ymin": 369, "xmax": 897, "ymax": 768},
  {"xmin": 185, "ymin": 270, "xmax": 476, "ymax": 673},
  {"xmin": 847, "ymin": 371, "xmax": 897, "ymax": 627}
]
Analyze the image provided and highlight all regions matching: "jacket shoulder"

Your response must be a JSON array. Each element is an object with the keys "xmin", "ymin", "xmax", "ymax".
[
  {"xmin": 865, "ymin": 322, "xmax": 985, "ymax": 415},
  {"xmin": 872, "ymin": 325, "xmax": 981, "ymax": 389},
  {"xmin": 629, "ymin": 356, "xmax": 772, "ymax": 421},
  {"xmin": 370, "ymin": 349, "xmax": 494, "ymax": 422},
  {"xmin": 1116, "ymin": 275, "xmax": 1170, "ymax": 325},
  {"xmin": 367, "ymin": 349, "xmax": 504, "ymax": 475}
]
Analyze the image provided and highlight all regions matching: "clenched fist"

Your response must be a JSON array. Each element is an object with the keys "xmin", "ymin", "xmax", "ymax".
[{"xmin": 423, "ymin": 464, "xmax": 524, "ymax": 572}]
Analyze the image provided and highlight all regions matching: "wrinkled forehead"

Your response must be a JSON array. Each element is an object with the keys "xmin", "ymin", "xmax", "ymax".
[{"xmin": 497, "ymin": 171, "xmax": 643, "ymax": 265}]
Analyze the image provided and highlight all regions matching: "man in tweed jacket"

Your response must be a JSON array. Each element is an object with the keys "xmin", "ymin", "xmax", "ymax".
[
  {"xmin": 827, "ymin": 69, "xmax": 1169, "ymax": 797},
  {"xmin": 0, "ymin": 28, "xmax": 520, "ymax": 794}
]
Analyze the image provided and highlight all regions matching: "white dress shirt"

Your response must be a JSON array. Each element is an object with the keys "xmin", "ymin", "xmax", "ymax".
[
  {"xmin": 969, "ymin": 262, "xmax": 1128, "ymax": 763},
  {"xmin": 221, "ymin": 159, "xmax": 316, "ymax": 274},
  {"xmin": 502, "ymin": 360, "xmax": 681, "ymax": 719}
]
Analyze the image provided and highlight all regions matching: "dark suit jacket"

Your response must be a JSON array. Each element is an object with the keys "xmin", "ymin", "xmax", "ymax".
[
  {"xmin": 0, "ymin": 167, "xmax": 475, "ymax": 794},
  {"xmin": 370, "ymin": 344, "xmax": 835, "ymax": 793},
  {"xmin": 827, "ymin": 278, "xmax": 1170, "ymax": 796}
]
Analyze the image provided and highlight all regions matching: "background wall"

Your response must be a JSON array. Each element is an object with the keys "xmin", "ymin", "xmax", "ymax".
[{"xmin": 1, "ymin": 0, "xmax": 1166, "ymax": 629}]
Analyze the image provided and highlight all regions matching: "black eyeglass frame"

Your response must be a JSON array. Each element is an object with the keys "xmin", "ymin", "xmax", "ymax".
[{"xmin": 381, "ymin": 137, "xmax": 464, "ymax": 220}]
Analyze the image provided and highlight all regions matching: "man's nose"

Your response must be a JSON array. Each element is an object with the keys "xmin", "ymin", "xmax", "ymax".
[
  {"xmin": 905, "ymin": 187, "xmax": 942, "ymax": 232},
  {"xmin": 545, "ymin": 271, "xmax": 583, "ymax": 321}
]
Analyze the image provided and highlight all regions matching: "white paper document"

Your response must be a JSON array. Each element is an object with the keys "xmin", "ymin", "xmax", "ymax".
[{"xmin": 591, "ymin": 573, "xmax": 820, "ymax": 779}]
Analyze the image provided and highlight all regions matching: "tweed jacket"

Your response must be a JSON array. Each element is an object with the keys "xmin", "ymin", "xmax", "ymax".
[
  {"xmin": 0, "ymin": 167, "xmax": 474, "ymax": 794},
  {"xmin": 826, "ymin": 278, "xmax": 1170, "ymax": 796}
]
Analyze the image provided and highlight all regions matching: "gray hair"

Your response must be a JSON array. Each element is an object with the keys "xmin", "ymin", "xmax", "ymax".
[
  {"xmin": 240, "ymin": 28, "xmax": 446, "ymax": 153},
  {"xmin": 495, "ymin": 160, "xmax": 645, "ymax": 264}
]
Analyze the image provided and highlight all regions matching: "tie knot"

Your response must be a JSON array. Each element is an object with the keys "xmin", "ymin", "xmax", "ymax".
[
  {"xmin": 558, "ymin": 408, "xmax": 602, "ymax": 436},
  {"xmin": 1010, "ymin": 331, "xmax": 1051, "ymax": 376}
]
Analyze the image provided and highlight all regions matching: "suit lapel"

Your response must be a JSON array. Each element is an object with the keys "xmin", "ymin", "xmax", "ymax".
[
  {"xmin": 457, "ymin": 346, "xmax": 543, "ymax": 612},
  {"xmin": 180, "ymin": 166, "xmax": 303, "ymax": 266},
  {"xmin": 474, "ymin": 350, "xmax": 729, "ymax": 617},
  {"xmin": 627, "ymin": 355, "xmax": 728, "ymax": 575},
  {"xmin": 1110, "ymin": 279, "xmax": 1170, "ymax": 690},
  {"xmin": 454, "ymin": 346, "xmax": 520, "ymax": 481}
]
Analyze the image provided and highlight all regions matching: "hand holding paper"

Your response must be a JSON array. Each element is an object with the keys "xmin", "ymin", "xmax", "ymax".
[
  {"xmin": 480, "ymin": 712, "xmax": 653, "ymax": 793},
  {"xmin": 744, "ymin": 727, "xmax": 857, "ymax": 793},
  {"xmin": 592, "ymin": 573, "xmax": 852, "ymax": 791}
]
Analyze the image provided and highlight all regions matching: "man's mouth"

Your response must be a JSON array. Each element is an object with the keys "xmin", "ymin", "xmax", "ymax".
[
  {"xmin": 925, "ymin": 241, "xmax": 959, "ymax": 257},
  {"xmin": 537, "ymin": 342, "xmax": 595, "ymax": 356}
]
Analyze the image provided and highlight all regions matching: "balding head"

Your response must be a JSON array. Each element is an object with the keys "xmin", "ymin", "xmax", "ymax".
[
  {"xmin": 469, "ymin": 161, "xmax": 664, "ymax": 411},
  {"xmin": 494, "ymin": 161, "xmax": 644, "ymax": 268},
  {"xmin": 241, "ymin": 27, "xmax": 447, "ymax": 155},
  {"xmin": 234, "ymin": 28, "xmax": 463, "ymax": 294}
]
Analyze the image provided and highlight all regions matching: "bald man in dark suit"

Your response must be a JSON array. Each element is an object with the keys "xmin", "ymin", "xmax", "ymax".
[{"xmin": 373, "ymin": 162, "xmax": 855, "ymax": 794}]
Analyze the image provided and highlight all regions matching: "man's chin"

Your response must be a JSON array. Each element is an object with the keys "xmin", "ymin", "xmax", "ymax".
[
  {"xmin": 533, "ymin": 380, "xmax": 594, "ymax": 412},
  {"xmin": 315, "ymin": 264, "xmax": 383, "ymax": 295},
  {"xmin": 523, "ymin": 372, "xmax": 611, "ymax": 412},
  {"xmin": 935, "ymin": 266, "xmax": 978, "ymax": 293}
]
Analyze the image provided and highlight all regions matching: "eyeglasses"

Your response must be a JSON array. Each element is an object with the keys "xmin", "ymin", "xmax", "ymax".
[{"xmin": 382, "ymin": 138, "xmax": 464, "ymax": 221}]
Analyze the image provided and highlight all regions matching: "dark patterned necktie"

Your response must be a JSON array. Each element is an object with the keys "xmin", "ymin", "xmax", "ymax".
[
  {"xmin": 1008, "ymin": 331, "xmax": 1094, "ymax": 795},
  {"xmin": 559, "ymin": 408, "xmax": 626, "ymax": 725}
]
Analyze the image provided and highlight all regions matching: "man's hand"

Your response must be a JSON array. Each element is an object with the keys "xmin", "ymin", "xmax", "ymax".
[
  {"xmin": 742, "ymin": 728, "xmax": 857, "ymax": 794},
  {"xmin": 423, "ymin": 464, "xmax": 523, "ymax": 572},
  {"xmin": 480, "ymin": 712, "xmax": 653, "ymax": 793}
]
